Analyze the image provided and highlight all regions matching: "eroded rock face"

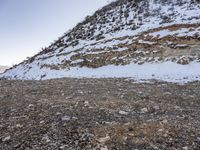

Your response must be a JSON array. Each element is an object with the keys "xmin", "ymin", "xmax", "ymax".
[{"xmin": 0, "ymin": 78, "xmax": 200, "ymax": 149}]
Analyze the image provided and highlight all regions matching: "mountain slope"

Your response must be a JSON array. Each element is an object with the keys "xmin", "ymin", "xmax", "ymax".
[
  {"xmin": 0, "ymin": 66, "xmax": 9, "ymax": 74},
  {"xmin": 1, "ymin": 0, "xmax": 200, "ymax": 82}
]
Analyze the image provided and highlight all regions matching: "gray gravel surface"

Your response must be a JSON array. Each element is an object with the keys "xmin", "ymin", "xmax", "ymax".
[{"xmin": 0, "ymin": 78, "xmax": 200, "ymax": 150}]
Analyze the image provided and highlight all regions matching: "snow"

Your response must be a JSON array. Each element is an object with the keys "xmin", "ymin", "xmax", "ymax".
[
  {"xmin": 100, "ymin": 1, "xmax": 200, "ymax": 40},
  {"xmin": 2, "ymin": 61, "xmax": 200, "ymax": 83},
  {"xmin": 149, "ymin": 29, "xmax": 173, "ymax": 38},
  {"xmin": 149, "ymin": 27, "xmax": 200, "ymax": 39},
  {"xmin": 0, "ymin": 66, "xmax": 10, "ymax": 73},
  {"xmin": 138, "ymin": 40, "xmax": 155, "ymax": 45}
]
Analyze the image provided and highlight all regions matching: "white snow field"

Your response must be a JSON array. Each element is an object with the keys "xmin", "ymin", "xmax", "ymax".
[{"xmin": 1, "ymin": 61, "xmax": 200, "ymax": 83}]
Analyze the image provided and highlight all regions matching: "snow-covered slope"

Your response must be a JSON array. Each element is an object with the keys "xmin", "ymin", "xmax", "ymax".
[
  {"xmin": 0, "ymin": 66, "xmax": 9, "ymax": 74},
  {"xmin": 1, "ymin": 0, "xmax": 200, "ymax": 82}
]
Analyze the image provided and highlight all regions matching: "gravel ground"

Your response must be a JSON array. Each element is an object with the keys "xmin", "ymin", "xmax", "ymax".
[{"xmin": 0, "ymin": 78, "xmax": 200, "ymax": 150}]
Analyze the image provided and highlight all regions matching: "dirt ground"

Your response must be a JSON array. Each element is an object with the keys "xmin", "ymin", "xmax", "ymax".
[{"xmin": 0, "ymin": 78, "xmax": 200, "ymax": 150}]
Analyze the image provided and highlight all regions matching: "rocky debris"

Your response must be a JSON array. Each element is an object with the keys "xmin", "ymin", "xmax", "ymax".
[
  {"xmin": 61, "ymin": 116, "xmax": 71, "ymax": 121},
  {"xmin": 197, "ymin": 136, "xmax": 200, "ymax": 141},
  {"xmin": 140, "ymin": 107, "xmax": 148, "ymax": 113},
  {"xmin": 182, "ymin": 146, "xmax": 189, "ymax": 150},
  {"xmin": 2, "ymin": 136, "xmax": 11, "ymax": 142},
  {"xmin": 97, "ymin": 135, "xmax": 110, "ymax": 143},
  {"xmin": 100, "ymin": 146, "xmax": 109, "ymax": 150},
  {"xmin": 0, "ymin": 78, "xmax": 200, "ymax": 149},
  {"xmin": 153, "ymin": 105, "xmax": 160, "ymax": 111},
  {"xmin": 119, "ymin": 110, "xmax": 129, "ymax": 115},
  {"xmin": 177, "ymin": 57, "xmax": 190, "ymax": 65}
]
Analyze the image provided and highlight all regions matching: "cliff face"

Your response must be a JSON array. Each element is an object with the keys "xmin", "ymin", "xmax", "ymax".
[{"xmin": 1, "ymin": 0, "xmax": 200, "ymax": 82}]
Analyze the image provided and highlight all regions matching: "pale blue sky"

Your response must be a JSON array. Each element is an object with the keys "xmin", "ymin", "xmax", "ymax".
[{"xmin": 0, "ymin": 0, "xmax": 110, "ymax": 66}]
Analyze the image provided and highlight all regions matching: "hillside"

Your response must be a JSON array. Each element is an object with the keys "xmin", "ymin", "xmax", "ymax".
[{"xmin": 1, "ymin": 0, "xmax": 200, "ymax": 82}]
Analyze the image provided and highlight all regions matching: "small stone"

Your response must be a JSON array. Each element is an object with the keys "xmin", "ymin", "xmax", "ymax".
[
  {"xmin": 101, "ymin": 146, "xmax": 108, "ymax": 150},
  {"xmin": 72, "ymin": 116, "xmax": 78, "ymax": 120},
  {"xmin": 182, "ymin": 146, "xmax": 188, "ymax": 150},
  {"xmin": 28, "ymin": 104, "xmax": 34, "ymax": 108},
  {"xmin": 84, "ymin": 101, "xmax": 89, "ymax": 106},
  {"xmin": 16, "ymin": 124, "xmax": 23, "ymax": 128},
  {"xmin": 163, "ymin": 134, "xmax": 168, "ymax": 137},
  {"xmin": 61, "ymin": 116, "xmax": 71, "ymax": 121},
  {"xmin": 158, "ymin": 129, "xmax": 163, "ymax": 132},
  {"xmin": 197, "ymin": 136, "xmax": 200, "ymax": 141},
  {"xmin": 65, "ymin": 96, "xmax": 71, "ymax": 100},
  {"xmin": 153, "ymin": 106, "xmax": 160, "ymax": 110},
  {"xmin": 59, "ymin": 145, "xmax": 68, "ymax": 149},
  {"xmin": 42, "ymin": 135, "xmax": 51, "ymax": 143},
  {"xmin": 162, "ymin": 119, "xmax": 168, "ymax": 124},
  {"xmin": 40, "ymin": 121, "xmax": 45, "ymax": 124},
  {"xmin": 141, "ymin": 108, "xmax": 148, "ymax": 113},
  {"xmin": 177, "ymin": 57, "xmax": 190, "ymax": 65},
  {"xmin": 119, "ymin": 110, "xmax": 129, "ymax": 115},
  {"xmin": 163, "ymin": 92, "xmax": 172, "ymax": 95},
  {"xmin": 98, "ymin": 135, "xmax": 110, "ymax": 143},
  {"xmin": 78, "ymin": 90, "xmax": 83, "ymax": 94},
  {"xmin": 120, "ymin": 95, "xmax": 124, "ymax": 98},
  {"xmin": 174, "ymin": 106, "xmax": 181, "ymax": 110},
  {"xmin": 128, "ymin": 127, "xmax": 134, "ymax": 132},
  {"xmin": 2, "ymin": 136, "xmax": 11, "ymax": 142},
  {"xmin": 123, "ymin": 136, "xmax": 128, "ymax": 141},
  {"xmin": 11, "ymin": 108, "xmax": 16, "ymax": 112},
  {"xmin": 56, "ymin": 112, "xmax": 61, "ymax": 115}
]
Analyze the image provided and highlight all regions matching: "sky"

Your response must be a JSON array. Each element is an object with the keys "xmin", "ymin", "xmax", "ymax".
[{"xmin": 0, "ymin": 0, "xmax": 111, "ymax": 66}]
